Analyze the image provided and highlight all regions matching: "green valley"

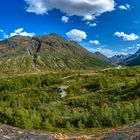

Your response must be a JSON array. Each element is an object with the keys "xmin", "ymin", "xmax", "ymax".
[{"xmin": 0, "ymin": 66, "xmax": 140, "ymax": 131}]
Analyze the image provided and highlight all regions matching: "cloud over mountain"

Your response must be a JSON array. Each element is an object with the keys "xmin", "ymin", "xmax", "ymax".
[
  {"xmin": 66, "ymin": 29, "xmax": 87, "ymax": 42},
  {"xmin": 89, "ymin": 40, "xmax": 100, "ymax": 45},
  {"xmin": 7, "ymin": 28, "xmax": 35, "ymax": 38}
]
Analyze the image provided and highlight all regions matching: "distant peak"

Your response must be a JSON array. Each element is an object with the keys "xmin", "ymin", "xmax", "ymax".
[
  {"xmin": 94, "ymin": 51, "xmax": 106, "ymax": 57},
  {"xmin": 95, "ymin": 51, "xmax": 102, "ymax": 55}
]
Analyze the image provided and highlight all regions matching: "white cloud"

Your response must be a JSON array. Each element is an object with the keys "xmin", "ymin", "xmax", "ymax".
[
  {"xmin": 0, "ymin": 30, "xmax": 9, "ymax": 39},
  {"xmin": 87, "ymin": 47, "xmax": 119, "ymax": 57},
  {"xmin": 7, "ymin": 28, "xmax": 35, "ymax": 38},
  {"xmin": 128, "ymin": 46, "xmax": 136, "ymax": 49},
  {"xmin": 84, "ymin": 15, "xmax": 95, "ymax": 21},
  {"xmin": 25, "ymin": 0, "xmax": 47, "ymax": 15},
  {"xmin": 3, "ymin": 33, "xmax": 8, "ymax": 39},
  {"xmin": 61, "ymin": 16, "xmax": 69, "ymax": 23},
  {"xmin": 15, "ymin": 28, "xmax": 24, "ymax": 34},
  {"xmin": 114, "ymin": 32, "xmax": 139, "ymax": 41},
  {"xmin": 121, "ymin": 46, "xmax": 139, "ymax": 54},
  {"xmin": 66, "ymin": 29, "xmax": 87, "ymax": 42},
  {"xmin": 0, "ymin": 29, "xmax": 3, "ymax": 33},
  {"xmin": 25, "ymin": 0, "xmax": 115, "ymax": 20},
  {"xmin": 118, "ymin": 4, "xmax": 130, "ymax": 10},
  {"xmin": 89, "ymin": 40, "xmax": 100, "ymax": 45},
  {"xmin": 89, "ymin": 23, "xmax": 97, "ymax": 27},
  {"xmin": 123, "ymin": 46, "xmax": 139, "ymax": 51},
  {"xmin": 86, "ymin": 22, "xmax": 97, "ymax": 27}
]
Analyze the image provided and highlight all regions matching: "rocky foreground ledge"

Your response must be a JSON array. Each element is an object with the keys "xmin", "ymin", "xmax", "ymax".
[{"xmin": 0, "ymin": 122, "xmax": 140, "ymax": 140}]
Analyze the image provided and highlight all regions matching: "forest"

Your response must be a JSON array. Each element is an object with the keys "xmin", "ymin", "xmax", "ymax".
[{"xmin": 0, "ymin": 66, "xmax": 140, "ymax": 131}]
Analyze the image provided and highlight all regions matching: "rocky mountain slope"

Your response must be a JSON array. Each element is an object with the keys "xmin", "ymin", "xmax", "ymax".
[
  {"xmin": 0, "ymin": 34, "xmax": 111, "ymax": 74},
  {"xmin": 109, "ymin": 54, "xmax": 131, "ymax": 63},
  {"xmin": 122, "ymin": 49, "xmax": 140, "ymax": 66},
  {"xmin": 94, "ymin": 52, "xmax": 110, "ymax": 62}
]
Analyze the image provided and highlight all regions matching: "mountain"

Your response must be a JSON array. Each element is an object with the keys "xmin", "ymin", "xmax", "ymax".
[
  {"xmin": 0, "ymin": 34, "xmax": 111, "ymax": 74},
  {"xmin": 122, "ymin": 49, "xmax": 140, "ymax": 66},
  {"xmin": 94, "ymin": 52, "xmax": 110, "ymax": 62},
  {"xmin": 110, "ymin": 54, "xmax": 131, "ymax": 63}
]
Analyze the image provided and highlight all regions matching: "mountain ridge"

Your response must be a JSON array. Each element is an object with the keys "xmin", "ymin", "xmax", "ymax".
[
  {"xmin": 121, "ymin": 49, "xmax": 140, "ymax": 66},
  {"xmin": 109, "ymin": 54, "xmax": 131, "ymax": 63},
  {"xmin": 0, "ymin": 34, "xmax": 111, "ymax": 75}
]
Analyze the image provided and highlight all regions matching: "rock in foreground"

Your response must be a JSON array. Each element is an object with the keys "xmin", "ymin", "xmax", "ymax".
[{"xmin": 1, "ymin": 122, "xmax": 140, "ymax": 140}]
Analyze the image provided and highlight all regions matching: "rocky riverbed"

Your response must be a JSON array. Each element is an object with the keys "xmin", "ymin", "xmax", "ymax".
[{"xmin": 0, "ymin": 122, "xmax": 140, "ymax": 140}]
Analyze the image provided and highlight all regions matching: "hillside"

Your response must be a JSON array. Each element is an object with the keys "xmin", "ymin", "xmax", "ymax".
[
  {"xmin": 0, "ymin": 34, "xmax": 111, "ymax": 75},
  {"xmin": 94, "ymin": 51, "xmax": 110, "ymax": 62},
  {"xmin": 122, "ymin": 49, "xmax": 140, "ymax": 66}
]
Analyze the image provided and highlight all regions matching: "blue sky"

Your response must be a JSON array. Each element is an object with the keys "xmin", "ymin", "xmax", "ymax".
[{"xmin": 0, "ymin": 0, "xmax": 140, "ymax": 57}]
